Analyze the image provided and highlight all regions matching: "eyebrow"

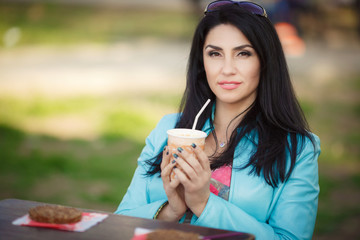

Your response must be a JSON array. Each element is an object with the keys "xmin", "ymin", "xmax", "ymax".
[{"xmin": 204, "ymin": 44, "xmax": 253, "ymax": 51}]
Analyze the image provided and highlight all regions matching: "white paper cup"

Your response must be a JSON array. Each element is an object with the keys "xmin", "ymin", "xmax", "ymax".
[{"xmin": 167, "ymin": 128, "xmax": 207, "ymax": 180}]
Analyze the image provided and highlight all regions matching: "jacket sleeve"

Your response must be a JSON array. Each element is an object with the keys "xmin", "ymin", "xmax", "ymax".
[
  {"xmin": 114, "ymin": 114, "xmax": 178, "ymax": 219},
  {"xmin": 192, "ymin": 134, "xmax": 321, "ymax": 240}
]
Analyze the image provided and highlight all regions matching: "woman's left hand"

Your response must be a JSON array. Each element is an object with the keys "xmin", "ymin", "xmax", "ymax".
[{"xmin": 173, "ymin": 145, "xmax": 211, "ymax": 217}]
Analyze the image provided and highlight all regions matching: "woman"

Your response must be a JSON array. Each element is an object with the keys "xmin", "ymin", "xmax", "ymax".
[{"xmin": 115, "ymin": 1, "xmax": 320, "ymax": 239}]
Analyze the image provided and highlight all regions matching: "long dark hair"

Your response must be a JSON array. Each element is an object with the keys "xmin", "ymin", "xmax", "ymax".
[{"xmin": 146, "ymin": 4, "xmax": 314, "ymax": 187}]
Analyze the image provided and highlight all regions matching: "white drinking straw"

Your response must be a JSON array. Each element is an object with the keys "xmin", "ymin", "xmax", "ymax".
[{"xmin": 192, "ymin": 99, "xmax": 211, "ymax": 130}]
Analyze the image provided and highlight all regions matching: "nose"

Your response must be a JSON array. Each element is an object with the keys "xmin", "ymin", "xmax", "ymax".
[{"xmin": 221, "ymin": 57, "xmax": 236, "ymax": 75}]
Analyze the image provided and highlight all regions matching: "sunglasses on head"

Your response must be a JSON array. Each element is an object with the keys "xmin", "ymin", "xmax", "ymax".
[{"xmin": 204, "ymin": 0, "xmax": 267, "ymax": 18}]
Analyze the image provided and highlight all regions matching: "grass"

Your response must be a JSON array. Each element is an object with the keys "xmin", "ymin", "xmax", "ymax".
[
  {"xmin": 304, "ymin": 76, "xmax": 360, "ymax": 238},
  {"xmin": 0, "ymin": 93, "xmax": 182, "ymax": 211},
  {"xmin": 316, "ymin": 173, "xmax": 360, "ymax": 235},
  {"xmin": 0, "ymin": 124, "xmax": 142, "ymax": 210}
]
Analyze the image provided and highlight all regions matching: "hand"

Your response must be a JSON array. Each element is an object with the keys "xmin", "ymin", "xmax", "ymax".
[
  {"xmin": 158, "ymin": 146, "xmax": 187, "ymax": 221},
  {"xmin": 173, "ymin": 144, "xmax": 211, "ymax": 217}
]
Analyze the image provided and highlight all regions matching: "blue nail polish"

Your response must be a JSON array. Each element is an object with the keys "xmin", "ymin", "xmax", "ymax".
[
  {"xmin": 171, "ymin": 159, "xmax": 176, "ymax": 164},
  {"xmin": 177, "ymin": 147, "xmax": 183, "ymax": 153},
  {"xmin": 173, "ymin": 153, "xmax": 178, "ymax": 159},
  {"xmin": 166, "ymin": 151, "xmax": 169, "ymax": 155},
  {"xmin": 191, "ymin": 143, "xmax": 197, "ymax": 148},
  {"xmin": 163, "ymin": 146, "xmax": 166, "ymax": 151}
]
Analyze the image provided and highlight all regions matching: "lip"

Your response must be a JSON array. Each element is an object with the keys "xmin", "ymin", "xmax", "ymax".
[{"xmin": 218, "ymin": 81, "xmax": 242, "ymax": 90}]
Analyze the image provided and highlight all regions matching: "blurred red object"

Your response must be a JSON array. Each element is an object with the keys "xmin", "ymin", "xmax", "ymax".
[
  {"xmin": 275, "ymin": 22, "xmax": 306, "ymax": 57},
  {"xmin": 131, "ymin": 233, "xmax": 147, "ymax": 240}
]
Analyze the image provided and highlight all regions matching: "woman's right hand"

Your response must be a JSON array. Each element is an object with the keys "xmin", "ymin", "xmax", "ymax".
[{"xmin": 157, "ymin": 146, "xmax": 187, "ymax": 221}]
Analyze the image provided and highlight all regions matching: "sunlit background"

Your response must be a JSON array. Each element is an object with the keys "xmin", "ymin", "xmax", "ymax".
[{"xmin": 0, "ymin": 0, "xmax": 359, "ymax": 239}]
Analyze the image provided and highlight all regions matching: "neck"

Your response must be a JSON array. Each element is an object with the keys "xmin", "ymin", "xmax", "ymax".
[{"xmin": 213, "ymin": 100, "xmax": 254, "ymax": 131}]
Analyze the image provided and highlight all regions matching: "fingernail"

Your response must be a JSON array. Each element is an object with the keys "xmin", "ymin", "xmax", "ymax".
[
  {"xmin": 163, "ymin": 146, "xmax": 166, "ymax": 151},
  {"xmin": 177, "ymin": 147, "xmax": 183, "ymax": 153},
  {"xmin": 191, "ymin": 143, "xmax": 197, "ymax": 148},
  {"xmin": 166, "ymin": 151, "xmax": 169, "ymax": 155},
  {"xmin": 173, "ymin": 153, "xmax": 179, "ymax": 159},
  {"xmin": 171, "ymin": 159, "xmax": 176, "ymax": 164}
]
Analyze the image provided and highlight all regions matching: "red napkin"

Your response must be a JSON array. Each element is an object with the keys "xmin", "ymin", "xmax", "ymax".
[{"xmin": 12, "ymin": 212, "xmax": 108, "ymax": 232}]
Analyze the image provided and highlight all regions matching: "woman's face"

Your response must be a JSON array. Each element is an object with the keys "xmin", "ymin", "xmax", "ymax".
[{"xmin": 203, "ymin": 24, "xmax": 260, "ymax": 108}]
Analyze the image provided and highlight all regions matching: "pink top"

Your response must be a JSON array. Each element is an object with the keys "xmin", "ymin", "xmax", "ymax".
[{"xmin": 209, "ymin": 165, "xmax": 232, "ymax": 201}]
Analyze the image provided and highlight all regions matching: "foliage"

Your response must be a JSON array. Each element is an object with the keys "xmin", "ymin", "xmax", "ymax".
[{"xmin": 0, "ymin": 2, "xmax": 197, "ymax": 46}]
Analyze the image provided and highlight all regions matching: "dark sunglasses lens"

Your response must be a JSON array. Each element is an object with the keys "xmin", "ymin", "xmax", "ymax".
[
  {"xmin": 207, "ymin": 0, "xmax": 233, "ymax": 12},
  {"xmin": 206, "ymin": 1, "xmax": 265, "ymax": 16},
  {"xmin": 239, "ymin": 2, "xmax": 264, "ymax": 15}
]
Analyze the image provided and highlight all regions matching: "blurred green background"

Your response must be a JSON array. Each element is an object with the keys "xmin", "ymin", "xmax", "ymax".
[{"xmin": 0, "ymin": 1, "xmax": 359, "ymax": 239}]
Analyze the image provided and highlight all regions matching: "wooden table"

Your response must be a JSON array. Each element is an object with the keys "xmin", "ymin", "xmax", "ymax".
[{"xmin": 0, "ymin": 199, "xmax": 254, "ymax": 240}]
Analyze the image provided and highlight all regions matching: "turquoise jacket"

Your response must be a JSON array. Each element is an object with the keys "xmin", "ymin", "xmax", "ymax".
[{"xmin": 115, "ymin": 113, "xmax": 321, "ymax": 240}]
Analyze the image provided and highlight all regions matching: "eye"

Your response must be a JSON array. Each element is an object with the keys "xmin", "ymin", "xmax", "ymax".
[
  {"xmin": 237, "ymin": 51, "xmax": 252, "ymax": 57},
  {"xmin": 208, "ymin": 51, "xmax": 221, "ymax": 57}
]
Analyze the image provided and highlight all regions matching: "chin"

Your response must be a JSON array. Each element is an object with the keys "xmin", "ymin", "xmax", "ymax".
[
  {"xmin": 217, "ymin": 98, "xmax": 243, "ymax": 105},
  {"xmin": 216, "ymin": 95, "xmax": 257, "ymax": 107}
]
